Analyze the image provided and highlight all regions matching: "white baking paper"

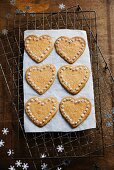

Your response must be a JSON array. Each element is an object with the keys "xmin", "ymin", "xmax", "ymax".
[{"xmin": 23, "ymin": 29, "xmax": 96, "ymax": 132}]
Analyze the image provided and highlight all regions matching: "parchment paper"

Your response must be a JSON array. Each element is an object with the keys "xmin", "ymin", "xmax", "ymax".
[{"xmin": 23, "ymin": 29, "xmax": 96, "ymax": 132}]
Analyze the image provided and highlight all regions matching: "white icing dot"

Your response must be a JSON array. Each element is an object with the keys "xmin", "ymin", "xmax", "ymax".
[
  {"xmin": 62, "ymin": 67, "xmax": 65, "ymax": 71},
  {"xmin": 84, "ymin": 67, "xmax": 88, "ymax": 70},
  {"xmin": 45, "ymin": 116, "xmax": 49, "ymax": 120},
  {"xmin": 46, "ymin": 47, "xmax": 50, "ymax": 51},
  {"xmin": 28, "ymin": 37, "xmax": 32, "ymax": 40},
  {"xmin": 30, "ymin": 99, "xmax": 34, "ymax": 102},
  {"xmin": 78, "ymin": 84, "xmax": 82, "ymax": 87},
  {"xmin": 53, "ymin": 107, "xmax": 56, "ymax": 110},
  {"xmin": 40, "ymin": 54, "xmax": 44, "ymax": 58},
  {"xmin": 61, "ymin": 105, "xmax": 64, "ymax": 109},
  {"xmin": 81, "ymin": 114, "xmax": 85, "ymax": 118},
  {"xmin": 43, "ymin": 51, "xmax": 46, "ymax": 54},
  {"xmin": 27, "ymin": 106, "xmax": 30, "ymax": 110},
  {"xmin": 75, "ymin": 88, "xmax": 79, "ymax": 91},
  {"xmin": 27, "ymin": 109, "xmax": 31, "ymax": 113},
  {"xmin": 51, "ymin": 99, "xmax": 55, "ymax": 103},
  {"xmin": 87, "ymin": 105, "xmax": 90, "ymax": 108},
  {"xmin": 36, "ymin": 87, "xmax": 40, "ymax": 90},
  {"xmin": 35, "ymin": 98, "xmax": 39, "ymax": 101},
  {"xmin": 75, "ymin": 68, "xmax": 78, "ymax": 71},
  {"xmin": 45, "ymin": 85, "xmax": 48, "ymax": 88}
]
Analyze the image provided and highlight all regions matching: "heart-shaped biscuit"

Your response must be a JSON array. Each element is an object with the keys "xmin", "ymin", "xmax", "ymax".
[
  {"xmin": 25, "ymin": 97, "xmax": 58, "ymax": 127},
  {"xmin": 55, "ymin": 36, "xmax": 86, "ymax": 64},
  {"xmin": 58, "ymin": 65, "xmax": 90, "ymax": 94},
  {"xmin": 60, "ymin": 97, "xmax": 91, "ymax": 128},
  {"xmin": 25, "ymin": 35, "xmax": 53, "ymax": 63},
  {"xmin": 26, "ymin": 64, "xmax": 56, "ymax": 94}
]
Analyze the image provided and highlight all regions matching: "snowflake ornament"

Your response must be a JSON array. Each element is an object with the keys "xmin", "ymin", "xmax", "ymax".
[
  {"xmin": 104, "ymin": 113, "xmax": 112, "ymax": 119},
  {"xmin": 22, "ymin": 163, "xmax": 29, "ymax": 170},
  {"xmin": 1, "ymin": 29, "xmax": 8, "ymax": 35},
  {"xmin": 106, "ymin": 121, "xmax": 113, "ymax": 127},
  {"xmin": 40, "ymin": 153, "xmax": 47, "ymax": 158},
  {"xmin": 30, "ymin": 12, "xmax": 36, "ymax": 17},
  {"xmin": 25, "ymin": 6, "xmax": 31, "ymax": 11},
  {"xmin": 59, "ymin": 3, "xmax": 65, "ymax": 10},
  {"xmin": 0, "ymin": 139, "xmax": 5, "ymax": 147},
  {"xmin": 7, "ymin": 149, "xmax": 14, "ymax": 156},
  {"xmin": 2, "ymin": 128, "xmax": 9, "ymax": 135},
  {"xmin": 56, "ymin": 145, "xmax": 64, "ymax": 152},
  {"xmin": 41, "ymin": 163, "xmax": 48, "ymax": 170},
  {"xmin": 10, "ymin": 0, "xmax": 16, "ymax": 6},
  {"xmin": 15, "ymin": 160, "xmax": 22, "ymax": 167},
  {"xmin": 8, "ymin": 165, "xmax": 15, "ymax": 170}
]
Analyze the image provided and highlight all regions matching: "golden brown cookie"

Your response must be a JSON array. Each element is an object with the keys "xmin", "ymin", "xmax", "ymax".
[
  {"xmin": 58, "ymin": 65, "xmax": 90, "ymax": 94},
  {"xmin": 25, "ymin": 96, "xmax": 58, "ymax": 127},
  {"xmin": 60, "ymin": 97, "xmax": 92, "ymax": 128},
  {"xmin": 25, "ymin": 35, "xmax": 53, "ymax": 63},
  {"xmin": 55, "ymin": 36, "xmax": 86, "ymax": 64},
  {"xmin": 26, "ymin": 64, "xmax": 56, "ymax": 95}
]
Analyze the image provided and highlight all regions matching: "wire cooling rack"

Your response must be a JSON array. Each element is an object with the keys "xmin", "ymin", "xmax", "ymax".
[{"xmin": 0, "ymin": 5, "xmax": 114, "ymax": 170}]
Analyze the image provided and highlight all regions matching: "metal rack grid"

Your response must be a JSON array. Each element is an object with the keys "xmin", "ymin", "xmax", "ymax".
[{"xmin": 0, "ymin": 5, "xmax": 114, "ymax": 170}]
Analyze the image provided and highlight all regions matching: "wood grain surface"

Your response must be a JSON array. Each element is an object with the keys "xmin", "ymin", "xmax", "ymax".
[{"xmin": 0, "ymin": 0, "xmax": 114, "ymax": 170}]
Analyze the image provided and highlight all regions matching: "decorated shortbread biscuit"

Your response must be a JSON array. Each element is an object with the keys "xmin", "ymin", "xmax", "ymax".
[
  {"xmin": 25, "ymin": 35, "xmax": 53, "ymax": 63},
  {"xmin": 60, "ymin": 97, "xmax": 91, "ymax": 128},
  {"xmin": 58, "ymin": 65, "xmax": 90, "ymax": 94},
  {"xmin": 25, "ymin": 96, "xmax": 58, "ymax": 127},
  {"xmin": 26, "ymin": 64, "xmax": 56, "ymax": 95},
  {"xmin": 55, "ymin": 36, "xmax": 86, "ymax": 64}
]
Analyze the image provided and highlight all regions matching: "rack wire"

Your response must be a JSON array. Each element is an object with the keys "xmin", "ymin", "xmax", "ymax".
[{"xmin": 0, "ymin": 5, "xmax": 114, "ymax": 170}]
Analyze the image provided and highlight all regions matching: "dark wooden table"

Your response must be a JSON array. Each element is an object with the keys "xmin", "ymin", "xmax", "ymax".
[{"xmin": 0, "ymin": 0, "xmax": 114, "ymax": 169}]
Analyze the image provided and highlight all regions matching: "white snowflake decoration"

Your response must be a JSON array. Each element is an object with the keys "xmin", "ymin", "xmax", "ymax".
[
  {"xmin": 57, "ymin": 167, "xmax": 62, "ymax": 170},
  {"xmin": 0, "ymin": 139, "xmax": 5, "ymax": 147},
  {"xmin": 40, "ymin": 153, "xmax": 47, "ymax": 158},
  {"xmin": 10, "ymin": 0, "xmax": 16, "ymax": 6},
  {"xmin": 15, "ymin": 160, "xmax": 22, "ymax": 167},
  {"xmin": 30, "ymin": 12, "xmax": 36, "ymax": 17},
  {"xmin": 1, "ymin": 29, "xmax": 8, "ymax": 35},
  {"xmin": 7, "ymin": 149, "xmax": 14, "ymax": 156},
  {"xmin": 22, "ymin": 163, "xmax": 29, "ymax": 170},
  {"xmin": 8, "ymin": 165, "xmax": 15, "ymax": 170},
  {"xmin": 2, "ymin": 128, "xmax": 9, "ymax": 135},
  {"xmin": 56, "ymin": 145, "xmax": 64, "ymax": 152},
  {"xmin": 41, "ymin": 163, "xmax": 48, "ymax": 170},
  {"xmin": 59, "ymin": 3, "xmax": 65, "ymax": 10}
]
